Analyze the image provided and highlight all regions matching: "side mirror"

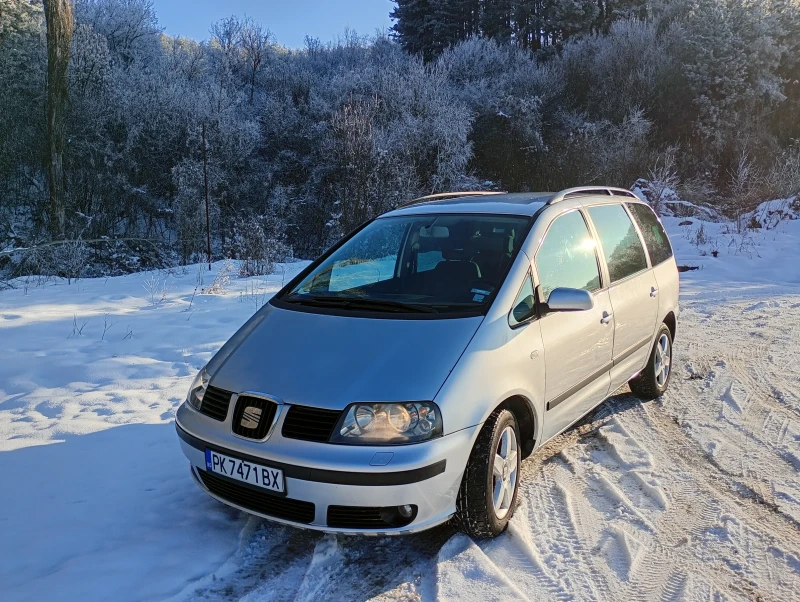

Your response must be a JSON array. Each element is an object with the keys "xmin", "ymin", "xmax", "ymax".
[
  {"xmin": 512, "ymin": 295, "xmax": 536, "ymax": 324},
  {"xmin": 545, "ymin": 287, "xmax": 594, "ymax": 312}
]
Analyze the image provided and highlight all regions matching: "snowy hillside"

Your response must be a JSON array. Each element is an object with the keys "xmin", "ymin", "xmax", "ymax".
[{"xmin": 1, "ymin": 206, "xmax": 799, "ymax": 601}]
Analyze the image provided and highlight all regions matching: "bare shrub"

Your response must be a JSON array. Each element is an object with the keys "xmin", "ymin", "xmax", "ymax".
[
  {"xmin": 230, "ymin": 215, "xmax": 292, "ymax": 278},
  {"xmin": 694, "ymin": 223, "xmax": 708, "ymax": 246},
  {"xmin": 677, "ymin": 175, "xmax": 717, "ymax": 208},
  {"xmin": 68, "ymin": 314, "xmax": 88, "ymax": 338},
  {"xmin": 100, "ymin": 312, "xmax": 115, "ymax": 341},
  {"xmin": 239, "ymin": 278, "xmax": 269, "ymax": 312},
  {"xmin": 645, "ymin": 147, "xmax": 680, "ymax": 215},
  {"xmin": 14, "ymin": 240, "xmax": 88, "ymax": 284},
  {"xmin": 142, "ymin": 273, "xmax": 169, "ymax": 306},
  {"xmin": 727, "ymin": 151, "xmax": 763, "ymax": 232},
  {"xmin": 763, "ymin": 145, "xmax": 800, "ymax": 200},
  {"xmin": 57, "ymin": 241, "xmax": 88, "ymax": 283},
  {"xmin": 203, "ymin": 260, "xmax": 235, "ymax": 294}
]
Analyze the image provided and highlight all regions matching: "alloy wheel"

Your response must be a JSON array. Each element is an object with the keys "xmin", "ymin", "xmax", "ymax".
[
  {"xmin": 654, "ymin": 333, "xmax": 671, "ymax": 387},
  {"xmin": 492, "ymin": 425, "xmax": 518, "ymax": 519}
]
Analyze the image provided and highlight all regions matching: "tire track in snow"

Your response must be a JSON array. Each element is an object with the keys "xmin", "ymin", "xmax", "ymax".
[
  {"xmin": 180, "ymin": 519, "xmax": 450, "ymax": 602},
  {"xmin": 558, "ymin": 406, "xmax": 675, "ymax": 601},
  {"xmin": 503, "ymin": 451, "xmax": 620, "ymax": 601},
  {"xmin": 656, "ymin": 570, "xmax": 689, "ymax": 602},
  {"xmin": 435, "ymin": 534, "xmax": 530, "ymax": 601},
  {"xmin": 675, "ymin": 299, "xmax": 799, "ymax": 486},
  {"xmin": 480, "ymin": 507, "xmax": 575, "ymax": 602},
  {"xmin": 632, "ymin": 397, "xmax": 800, "ymax": 597},
  {"xmin": 175, "ymin": 520, "xmax": 322, "ymax": 602}
]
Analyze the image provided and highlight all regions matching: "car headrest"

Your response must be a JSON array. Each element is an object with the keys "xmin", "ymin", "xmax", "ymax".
[
  {"xmin": 441, "ymin": 248, "xmax": 470, "ymax": 261},
  {"xmin": 471, "ymin": 235, "xmax": 513, "ymax": 254}
]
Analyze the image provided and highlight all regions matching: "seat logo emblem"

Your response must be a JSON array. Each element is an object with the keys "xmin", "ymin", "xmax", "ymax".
[{"xmin": 240, "ymin": 406, "xmax": 262, "ymax": 429}]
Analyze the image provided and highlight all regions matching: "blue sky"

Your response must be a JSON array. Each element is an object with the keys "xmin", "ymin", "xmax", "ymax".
[{"xmin": 151, "ymin": 0, "xmax": 396, "ymax": 48}]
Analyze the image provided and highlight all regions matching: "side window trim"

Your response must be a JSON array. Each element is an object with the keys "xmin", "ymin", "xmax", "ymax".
[
  {"xmin": 584, "ymin": 202, "xmax": 650, "ymax": 286},
  {"xmin": 577, "ymin": 207, "xmax": 610, "ymax": 291},
  {"xmin": 396, "ymin": 221, "xmax": 414, "ymax": 279},
  {"xmin": 532, "ymin": 208, "xmax": 607, "ymax": 292}
]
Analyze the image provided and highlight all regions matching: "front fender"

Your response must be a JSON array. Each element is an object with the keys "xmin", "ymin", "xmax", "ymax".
[{"xmin": 433, "ymin": 319, "xmax": 546, "ymax": 444}]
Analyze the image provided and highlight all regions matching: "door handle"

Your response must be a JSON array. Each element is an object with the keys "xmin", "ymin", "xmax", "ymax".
[
  {"xmin": 601, "ymin": 311, "xmax": 613, "ymax": 324},
  {"xmin": 650, "ymin": 287, "xmax": 659, "ymax": 297}
]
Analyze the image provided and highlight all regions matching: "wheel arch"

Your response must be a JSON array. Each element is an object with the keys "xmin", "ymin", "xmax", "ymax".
[
  {"xmin": 495, "ymin": 395, "xmax": 538, "ymax": 459},
  {"xmin": 663, "ymin": 311, "xmax": 677, "ymax": 341}
]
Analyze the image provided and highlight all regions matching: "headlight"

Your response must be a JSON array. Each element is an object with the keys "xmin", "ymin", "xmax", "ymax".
[
  {"xmin": 186, "ymin": 367, "xmax": 211, "ymax": 410},
  {"xmin": 330, "ymin": 402, "xmax": 443, "ymax": 445}
]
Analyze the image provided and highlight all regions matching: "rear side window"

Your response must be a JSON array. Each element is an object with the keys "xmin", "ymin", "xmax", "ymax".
[
  {"xmin": 627, "ymin": 203, "xmax": 673, "ymax": 266},
  {"xmin": 587, "ymin": 204, "xmax": 648, "ymax": 283},
  {"xmin": 535, "ymin": 210, "xmax": 602, "ymax": 302}
]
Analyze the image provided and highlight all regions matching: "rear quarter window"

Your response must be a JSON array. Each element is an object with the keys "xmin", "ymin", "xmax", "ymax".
[
  {"xmin": 627, "ymin": 203, "xmax": 674, "ymax": 266},
  {"xmin": 587, "ymin": 204, "xmax": 648, "ymax": 283}
]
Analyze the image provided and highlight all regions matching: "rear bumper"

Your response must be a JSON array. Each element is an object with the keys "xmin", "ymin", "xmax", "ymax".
[{"xmin": 175, "ymin": 409, "xmax": 477, "ymax": 535}]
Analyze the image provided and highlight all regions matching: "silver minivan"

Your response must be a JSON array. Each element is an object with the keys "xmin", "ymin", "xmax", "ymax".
[{"xmin": 176, "ymin": 187, "xmax": 679, "ymax": 538}]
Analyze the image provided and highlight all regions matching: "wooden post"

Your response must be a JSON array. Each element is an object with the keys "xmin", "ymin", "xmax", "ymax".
[{"xmin": 202, "ymin": 122, "xmax": 212, "ymax": 270}]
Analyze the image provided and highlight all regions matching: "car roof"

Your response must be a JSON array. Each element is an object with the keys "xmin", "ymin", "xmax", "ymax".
[
  {"xmin": 383, "ymin": 192, "xmax": 552, "ymax": 218},
  {"xmin": 381, "ymin": 189, "xmax": 642, "ymax": 218}
]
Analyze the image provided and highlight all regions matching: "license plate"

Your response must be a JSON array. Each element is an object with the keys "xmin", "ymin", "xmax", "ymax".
[{"xmin": 205, "ymin": 449, "xmax": 285, "ymax": 494}]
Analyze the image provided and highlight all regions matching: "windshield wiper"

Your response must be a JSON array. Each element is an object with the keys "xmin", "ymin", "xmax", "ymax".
[{"xmin": 284, "ymin": 294, "xmax": 438, "ymax": 313}]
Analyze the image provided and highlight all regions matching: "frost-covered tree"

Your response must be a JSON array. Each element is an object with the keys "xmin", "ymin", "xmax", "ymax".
[
  {"xmin": 75, "ymin": 0, "xmax": 160, "ymax": 65},
  {"xmin": 681, "ymin": 0, "xmax": 782, "ymax": 161},
  {"xmin": 4, "ymin": 0, "xmax": 800, "ymax": 278},
  {"xmin": 0, "ymin": 0, "xmax": 46, "ymax": 249},
  {"xmin": 44, "ymin": 0, "xmax": 75, "ymax": 238},
  {"xmin": 239, "ymin": 17, "xmax": 272, "ymax": 105}
]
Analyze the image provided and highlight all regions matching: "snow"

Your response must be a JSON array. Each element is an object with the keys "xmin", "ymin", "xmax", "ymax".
[
  {"xmin": 1, "ymin": 202, "xmax": 800, "ymax": 601},
  {"xmin": 0, "ymin": 264, "xmax": 307, "ymax": 601}
]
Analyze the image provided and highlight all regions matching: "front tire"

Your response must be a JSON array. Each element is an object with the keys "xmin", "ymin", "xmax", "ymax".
[
  {"xmin": 629, "ymin": 324, "xmax": 673, "ymax": 399},
  {"xmin": 453, "ymin": 409, "xmax": 520, "ymax": 538}
]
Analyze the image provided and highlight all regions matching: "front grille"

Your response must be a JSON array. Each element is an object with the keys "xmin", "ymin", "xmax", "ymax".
[
  {"xmin": 281, "ymin": 405, "xmax": 341, "ymax": 442},
  {"xmin": 199, "ymin": 386, "xmax": 232, "ymax": 421},
  {"xmin": 231, "ymin": 396, "xmax": 278, "ymax": 439},
  {"xmin": 199, "ymin": 470, "xmax": 315, "ymax": 524},
  {"xmin": 327, "ymin": 505, "xmax": 417, "ymax": 529}
]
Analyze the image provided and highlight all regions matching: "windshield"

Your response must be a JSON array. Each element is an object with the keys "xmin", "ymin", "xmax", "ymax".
[{"xmin": 280, "ymin": 214, "xmax": 531, "ymax": 315}]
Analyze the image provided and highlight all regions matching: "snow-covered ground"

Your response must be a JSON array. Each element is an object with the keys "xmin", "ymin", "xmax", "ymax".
[{"xmin": 1, "ymin": 202, "xmax": 799, "ymax": 602}]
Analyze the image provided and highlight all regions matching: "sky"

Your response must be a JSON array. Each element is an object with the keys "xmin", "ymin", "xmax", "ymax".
[{"xmin": 151, "ymin": 0, "xmax": 396, "ymax": 49}]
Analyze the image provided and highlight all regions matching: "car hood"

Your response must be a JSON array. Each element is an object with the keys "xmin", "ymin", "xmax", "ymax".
[{"xmin": 208, "ymin": 303, "xmax": 484, "ymax": 410}]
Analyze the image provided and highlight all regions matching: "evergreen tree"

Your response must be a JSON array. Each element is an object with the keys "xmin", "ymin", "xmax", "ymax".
[
  {"xmin": 431, "ymin": 0, "xmax": 481, "ymax": 51},
  {"xmin": 391, "ymin": 0, "xmax": 436, "ymax": 59},
  {"xmin": 481, "ymin": 0, "xmax": 515, "ymax": 44},
  {"xmin": 764, "ymin": 0, "xmax": 800, "ymax": 144}
]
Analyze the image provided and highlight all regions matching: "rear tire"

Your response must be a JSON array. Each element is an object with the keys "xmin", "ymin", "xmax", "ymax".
[
  {"xmin": 629, "ymin": 324, "xmax": 673, "ymax": 400},
  {"xmin": 453, "ymin": 409, "xmax": 520, "ymax": 538}
]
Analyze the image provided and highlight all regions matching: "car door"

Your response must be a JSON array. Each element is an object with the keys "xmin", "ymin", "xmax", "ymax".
[
  {"xmin": 534, "ymin": 209, "xmax": 614, "ymax": 442},
  {"xmin": 586, "ymin": 203, "xmax": 659, "ymax": 392},
  {"xmin": 627, "ymin": 202, "xmax": 680, "ymax": 332}
]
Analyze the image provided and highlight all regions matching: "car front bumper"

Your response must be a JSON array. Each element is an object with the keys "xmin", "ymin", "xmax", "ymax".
[{"xmin": 175, "ymin": 403, "xmax": 477, "ymax": 535}]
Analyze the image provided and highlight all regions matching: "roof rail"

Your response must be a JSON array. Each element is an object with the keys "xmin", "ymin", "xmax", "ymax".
[
  {"xmin": 397, "ymin": 190, "xmax": 505, "ymax": 209},
  {"xmin": 547, "ymin": 186, "xmax": 637, "ymax": 204}
]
